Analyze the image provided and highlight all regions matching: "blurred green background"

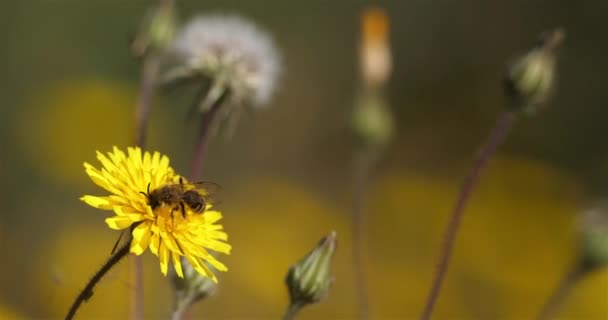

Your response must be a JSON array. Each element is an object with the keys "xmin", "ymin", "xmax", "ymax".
[{"xmin": 1, "ymin": 0, "xmax": 608, "ymax": 319}]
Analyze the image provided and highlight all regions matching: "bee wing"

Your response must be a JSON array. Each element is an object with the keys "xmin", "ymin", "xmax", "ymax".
[{"xmin": 188, "ymin": 181, "xmax": 220, "ymax": 194}]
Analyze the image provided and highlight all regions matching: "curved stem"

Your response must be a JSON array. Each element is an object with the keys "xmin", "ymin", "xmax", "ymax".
[
  {"xmin": 420, "ymin": 111, "xmax": 516, "ymax": 320},
  {"xmin": 65, "ymin": 240, "xmax": 131, "ymax": 320},
  {"xmin": 352, "ymin": 151, "xmax": 376, "ymax": 320},
  {"xmin": 189, "ymin": 95, "xmax": 224, "ymax": 181}
]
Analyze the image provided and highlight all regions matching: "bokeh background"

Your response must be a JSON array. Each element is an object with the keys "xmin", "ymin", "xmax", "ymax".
[{"xmin": 2, "ymin": 0, "xmax": 608, "ymax": 319}]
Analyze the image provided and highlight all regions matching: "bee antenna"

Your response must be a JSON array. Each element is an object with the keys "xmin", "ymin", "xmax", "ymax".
[{"xmin": 147, "ymin": 182, "xmax": 151, "ymax": 194}]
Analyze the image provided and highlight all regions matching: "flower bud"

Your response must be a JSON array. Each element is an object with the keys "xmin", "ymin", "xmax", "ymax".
[
  {"xmin": 285, "ymin": 231, "xmax": 337, "ymax": 306},
  {"xmin": 352, "ymin": 93, "xmax": 394, "ymax": 150},
  {"xmin": 504, "ymin": 28, "xmax": 564, "ymax": 115},
  {"xmin": 131, "ymin": 1, "xmax": 176, "ymax": 58},
  {"xmin": 360, "ymin": 8, "xmax": 392, "ymax": 89},
  {"xmin": 580, "ymin": 207, "xmax": 608, "ymax": 270},
  {"xmin": 171, "ymin": 257, "xmax": 217, "ymax": 312}
]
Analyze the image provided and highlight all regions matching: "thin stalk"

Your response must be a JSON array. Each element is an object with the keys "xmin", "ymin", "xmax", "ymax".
[
  {"xmin": 65, "ymin": 240, "xmax": 131, "ymax": 320},
  {"xmin": 134, "ymin": 54, "xmax": 160, "ymax": 148},
  {"xmin": 170, "ymin": 296, "xmax": 194, "ymax": 320},
  {"xmin": 282, "ymin": 302, "xmax": 304, "ymax": 320},
  {"xmin": 420, "ymin": 111, "xmax": 516, "ymax": 320},
  {"xmin": 537, "ymin": 262, "xmax": 589, "ymax": 320},
  {"xmin": 132, "ymin": 54, "xmax": 161, "ymax": 320},
  {"xmin": 352, "ymin": 151, "xmax": 376, "ymax": 320},
  {"xmin": 189, "ymin": 96, "xmax": 224, "ymax": 181}
]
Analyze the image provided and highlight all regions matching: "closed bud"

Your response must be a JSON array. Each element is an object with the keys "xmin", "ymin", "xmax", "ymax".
[
  {"xmin": 360, "ymin": 7, "xmax": 392, "ymax": 89},
  {"xmin": 352, "ymin": 93, "xmax": 394, "ymax": 150},
  {"xmin": 171, "ymin": 257, "xmax": 217, "ymax": 315},
  {"xmin": 286, "ymin": 231, "xmax": 337, "ymax": 307},
  {"xmin": 504, "ymin": 28, "xmax": 564, "ymax": 115},
  {"xmin": 131, "ymin": 1, "xmax": 176, "ymax": 58},
  {"xmin": 580, "ymin": 207, "xmax": 608, "ymax": 270}
]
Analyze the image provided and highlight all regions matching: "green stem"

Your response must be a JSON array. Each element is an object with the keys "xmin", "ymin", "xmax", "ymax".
[
  {"xmin": 282, "ymin": 302, "xmax": 304, "ymax": 320},
  {"xmin": 421, "ymin": 111, "xmax": 516, "ymax": 320},
  {"xmin": 65, "ymin": 240, "xmax": 131, "ymax": 320}
]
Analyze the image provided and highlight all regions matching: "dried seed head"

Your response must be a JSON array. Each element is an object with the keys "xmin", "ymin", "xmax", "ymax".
[{"xmin": 167, "ymin": 14, "xmax": 282, "ymax": 109}]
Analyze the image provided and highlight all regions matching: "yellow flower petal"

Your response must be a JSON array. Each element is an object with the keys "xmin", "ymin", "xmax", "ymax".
[
  {"xmin": 131, "ymin": 222, "xmax": 152, "ymax": 255},
  {"xmin": 150, "ymin": 232, "xmax": 160, "ymax": 256},
  {"xmin": 172, "ymin": 252, "xmax": 183, "ymax": 278},
  {"xmin": 159, "ymin": 240, "xmax": 169, "ymax": 275},
  {"xmin": 81, "ymin": 195, "xmax": 113, "ymax": 210},
  {"xmin": 105, "ymin": 216, "xmax": 137, "ymax": 230}
]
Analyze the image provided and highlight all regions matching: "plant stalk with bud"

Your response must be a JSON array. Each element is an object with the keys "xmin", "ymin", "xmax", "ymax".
[
  {"xmin": 284, "ymin": 231, "xmax": 338, "ymax": 320},
  {"xmin": 350, "ymin": 8, "xmax": 394, "ymax": 320},
  {"xmin": 537, "ymin": 206, "xmax": 608, "ymax": 320},
  {"xmin": 421, "ymin": 29, "xmax": 564, "ymax": 320}
]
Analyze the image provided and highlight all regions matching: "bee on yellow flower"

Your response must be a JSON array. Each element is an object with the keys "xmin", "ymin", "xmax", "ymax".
[{"xmin": 81, "ymin": 146, "xmax": 231, "ymax": 282}]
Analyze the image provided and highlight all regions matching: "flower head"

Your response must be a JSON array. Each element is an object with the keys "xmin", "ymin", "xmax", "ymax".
[
  {"xmin": 81, "ymin": 147, "xmax": 231, "ymax": 282},
  {"xmin": 168, "ymin": 14, "xmax": 281, "ymax": 108}
]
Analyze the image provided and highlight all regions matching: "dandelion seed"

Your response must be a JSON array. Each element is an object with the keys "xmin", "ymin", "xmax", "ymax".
[
  {"xmin": 81, "ymin": 146, "xmax": 231, "ymax": 282},
  {"xmin": 167, "ymin": 14, "xmax": 282, "ymax": 109}
]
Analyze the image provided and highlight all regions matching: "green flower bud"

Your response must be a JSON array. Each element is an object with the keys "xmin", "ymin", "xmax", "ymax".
[
  {"xmin": 580, "ymin": 207, "xmax": 608, "ymax": 270},
  {"xmin": 352, "ymin": 93, "xmax": 394, "ymax": 150},
  {"xmin": 504, "ymin": 28, "xmax": 564, "ymax": 115},
  {"xmin": 286, "ymin": 231, "xmax": 338, "ymax": 306},
  {"xmin": 131, "ymin": 1, "xmax": 176, "ymax": 57},
  {"xmin": 171, "ymin": 257, "xmax": 216, "ymax": 316}
]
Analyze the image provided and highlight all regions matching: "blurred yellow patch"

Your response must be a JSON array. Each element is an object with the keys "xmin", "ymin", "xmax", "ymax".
[
  {"xmin": 16, "ymin": 79, "xmax": 175, "ymax": 186},
  {"xmin": 0, "ymin": 303, "xmax": 23, "ymax": 320},
  {"xmin": 29, "ymin": 224, "xmax": 171, "ymax": 319},
  {"xmin": 16, "ymin": 80, "xmax": 133, "ymax": 184},
  {"xmin": 366, "ymin": 155, "xmax": 592, "ymax": 318},
  {"xmin": 198, "ymin": 178, "xmax": 354, "ymax": 318}
]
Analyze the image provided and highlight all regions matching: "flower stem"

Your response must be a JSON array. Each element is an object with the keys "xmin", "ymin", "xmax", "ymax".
[
  {"xmin": 352, "ymin": 151, "xmax": 377, "ymax": 320},
  {"xmin": 189, "ymin": 93, "xmax": 224, "ymax": 181},
  {"xmin": 65, "ymin": 240, "xmax": 131, "ymax": 320},
  {"xmin": 170, "ymin": 296, "xmax": 194, "ymax": 320},
  {"xmin": 537, "ymin": 262, "xmax": 588, "ymax": 320},
  {"xmin": 132, "ymin": 54, "xmax": 160, "ymax": 320},
  {"xmin": 282, "ymin": 302, "xmax": 304, "ymax": 320},
  {"xmin": 420, "ymin": 111, "xmax": 516, "ymax": 320},
  {"xmin": 134, "ymin": 54, "xmax": 160, "ymax": 148}
]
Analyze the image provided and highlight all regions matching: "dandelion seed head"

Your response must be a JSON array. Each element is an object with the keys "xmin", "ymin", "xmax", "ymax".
[{"xmin": 171, "ymin": 14, "xmax": 282, "ymax": 107}]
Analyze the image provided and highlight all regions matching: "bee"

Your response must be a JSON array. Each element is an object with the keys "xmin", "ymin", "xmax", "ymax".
[{"xmin": 141, "ymin": 178, "xmax": 217, "ymax": 218}]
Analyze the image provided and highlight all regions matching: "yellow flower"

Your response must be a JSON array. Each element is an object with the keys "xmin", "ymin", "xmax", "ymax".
[{"xmin": 81, "ymin": 146, "xmax": 231, "ymax": 282}]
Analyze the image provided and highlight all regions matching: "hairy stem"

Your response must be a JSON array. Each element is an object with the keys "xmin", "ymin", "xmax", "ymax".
[
  {"xmin": 170, "ymin": 296, "xmax": 194, "ymax": 320},
  {"xmin": 65, "ymin": 240, "xmax": 131, "ymax": 320},
  {"xmin": 420, "ymin": 111, "xmax": 516, "ymax": 320}
]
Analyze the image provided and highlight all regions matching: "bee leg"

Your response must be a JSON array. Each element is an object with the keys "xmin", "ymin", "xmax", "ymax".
[{"xmin": 180, "ymin": 202, "xmax": 186, "ymax": 218}]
